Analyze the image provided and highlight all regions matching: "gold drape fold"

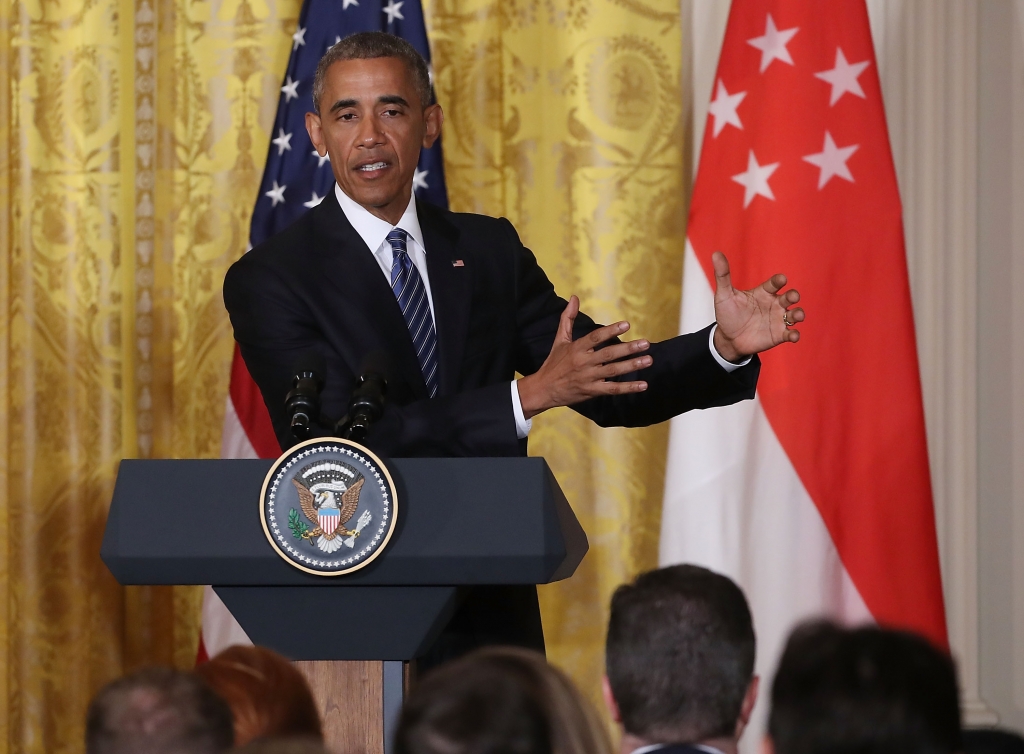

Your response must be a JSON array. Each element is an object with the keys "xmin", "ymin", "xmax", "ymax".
[
  {"xmin": 426, "ymin": 0, "xmax": 686, "ymax": 718},
  {"xmin": 1, "ymin": 0, "xmax": 299, "ymax": 750},
  {"xmin": 0, "ymin": 0, "xmax": 684, "ymax": 748}
]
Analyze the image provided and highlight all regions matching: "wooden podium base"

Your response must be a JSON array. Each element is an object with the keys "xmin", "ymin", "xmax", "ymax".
[{"xmin": 294, "ymin": 660, "xmax": 409, "ymax": 754}]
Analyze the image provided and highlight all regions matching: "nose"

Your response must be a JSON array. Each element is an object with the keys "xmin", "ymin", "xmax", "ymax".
[{"xmin": 357, "ymin": 113, "xmax": 385, "ymax": 147}]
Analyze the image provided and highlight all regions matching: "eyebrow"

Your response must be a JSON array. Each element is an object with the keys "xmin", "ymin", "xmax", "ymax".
[
  {"xmin": 329, "ymin": 94, "xmax": 410, "ymax": 113},
  {"xmin": 329, "ymin": 98, "xmax": 358, "ymax": 113}
]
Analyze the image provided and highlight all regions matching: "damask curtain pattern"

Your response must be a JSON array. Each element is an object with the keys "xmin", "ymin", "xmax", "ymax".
[
  {"xmin": 0, "ymin": 0, "xmax": 298, "ymax": 750},
  {"xmin": 426, "ymin": 0, "xmax": 687, "ymax": 719}
]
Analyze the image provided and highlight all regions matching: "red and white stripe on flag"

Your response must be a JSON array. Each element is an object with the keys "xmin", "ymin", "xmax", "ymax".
[
  {"xmin": 197, "ymin": 346, "xmax": 280, "ymax": 663},
  {"xmin": 661, "ymin": 0, "xmax": 947, "ymax": 722}
]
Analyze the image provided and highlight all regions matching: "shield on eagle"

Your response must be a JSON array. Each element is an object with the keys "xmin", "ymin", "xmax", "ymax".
[{"xmin": 318, "ymin": 508, "xmax": 340, "ymax": 535}]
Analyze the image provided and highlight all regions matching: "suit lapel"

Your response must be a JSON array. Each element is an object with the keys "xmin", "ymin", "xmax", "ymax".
[
  {"xmin": 419, "ymin": 201, "xmax": 470, "ymax": 397},
  {"xmin": 310, "ymin": 192, "xmax": 429, "ymax": 398}
]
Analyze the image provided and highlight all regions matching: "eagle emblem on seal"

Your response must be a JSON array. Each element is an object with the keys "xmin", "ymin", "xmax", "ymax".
[{"xmin": 289, "ymin": 461, "xmax": 372, "ymax": 554}]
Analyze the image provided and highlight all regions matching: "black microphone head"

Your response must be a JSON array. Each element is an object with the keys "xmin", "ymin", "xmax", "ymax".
[
  {"xmin": 291, "ymin": 350, "xmax": 326, "ymax": 388},
  {"xmin": 358, "ymin": 350, "xmax": 390, "ymax": 394}
]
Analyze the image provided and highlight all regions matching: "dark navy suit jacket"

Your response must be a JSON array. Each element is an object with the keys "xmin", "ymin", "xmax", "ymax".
[{"xmin": 224, "ymin": 191, "xmax": 760, "ymax": 456}]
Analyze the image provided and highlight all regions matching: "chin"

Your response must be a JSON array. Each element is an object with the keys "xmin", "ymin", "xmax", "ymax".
[{"xmin": 349, "ymin": 186, "xmax": 404, "ymax": 211}]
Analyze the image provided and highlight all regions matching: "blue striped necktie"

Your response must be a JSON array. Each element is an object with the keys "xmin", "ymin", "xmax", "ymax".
[{"xmin": 387, "ymin": 229, "xmax": 439, "ymax": 397}]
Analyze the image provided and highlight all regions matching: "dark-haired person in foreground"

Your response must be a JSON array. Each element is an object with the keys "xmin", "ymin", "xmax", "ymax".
[
  {"xmin": 603, "ymin": 565, "xmax": 758, "ymax": 754},
  {"xmin": 86, "ymin": 667, "xmax": 234, "ymax": 754},
  {"xmin": 224, "ymin": 31, "xmax": 804, "ymax": 661},
  {"xmin": 394, "ymin": 646, "xmax": 613, "ymax": 754},
  {"xmin": 765, "ymin": 621, "xmax": 963, "ymax": 754},
  {"xmin": 234, "ymin": 737, "xmax": 332, "ymax": 754}
]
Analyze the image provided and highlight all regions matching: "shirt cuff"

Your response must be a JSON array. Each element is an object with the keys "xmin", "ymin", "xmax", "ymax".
[
  {"xmin": 511, "ymin": 380, "xmax": 533, "ymax": 439},
  {"xmin": 709, "ymin": 324, "xmax": 753, "ymax": 373}
]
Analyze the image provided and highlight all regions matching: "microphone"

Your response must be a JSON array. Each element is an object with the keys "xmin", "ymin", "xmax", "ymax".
[
  {"xmin": 336, "ymin": 352, "xmax": 389, "ymax": 443},
  {"xmin": 285, "ymin": 351, "xmax": 326, "ymax": 442}
]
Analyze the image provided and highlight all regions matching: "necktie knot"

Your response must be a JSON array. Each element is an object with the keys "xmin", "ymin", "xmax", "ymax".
[{"xmin": 387, "ymin": 228, "xmax": 409, "ymax": 257}]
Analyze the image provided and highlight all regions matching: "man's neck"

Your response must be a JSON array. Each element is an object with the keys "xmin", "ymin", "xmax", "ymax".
[{"xmin": 620, "ymin": 733, "xmax": 738, "ymax": 754}]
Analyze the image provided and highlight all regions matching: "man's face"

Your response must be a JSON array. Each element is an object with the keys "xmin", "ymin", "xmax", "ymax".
[{"xmin": 306, "ymin": 57, "xmax": 442, "ymax": 224}]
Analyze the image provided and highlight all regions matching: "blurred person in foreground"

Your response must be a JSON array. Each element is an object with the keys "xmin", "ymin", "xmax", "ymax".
[
  {"xmin": 86, "ymin": 667, "xmax": 234, "ymax": 754},
  {"xmin": 195, "ymin": 645, "xmax": 322, "ymax": 747},
  {"xmin": 765, "ymin": 621, "xmax": 963, "ymax": 754},
  {"xmin": 603, "ymin": 564, "xmax": 758, "ymax": 754},
  {"xmin": 234, "ymin": 737, "xmax": 332, "ymax": 754},
  {"xmin": 394, "ymin": 646, "xmax": 613, "ymax": 754}
]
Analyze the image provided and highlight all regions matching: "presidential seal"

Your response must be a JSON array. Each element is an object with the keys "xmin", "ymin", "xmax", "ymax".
[{"xmin": 260, "ymin": 438, "xmax": 397, "ymax": 576}]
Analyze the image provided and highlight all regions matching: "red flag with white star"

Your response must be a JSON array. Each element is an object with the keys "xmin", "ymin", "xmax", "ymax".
[{"xmin": 661, "ymin": 1, "xmax": 947, "ymax": 736}]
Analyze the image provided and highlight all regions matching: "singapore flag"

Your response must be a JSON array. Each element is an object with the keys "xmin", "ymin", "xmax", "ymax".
[{"xmin": 661, "ymin": 1, "xmax": 947, "ymax": 749}]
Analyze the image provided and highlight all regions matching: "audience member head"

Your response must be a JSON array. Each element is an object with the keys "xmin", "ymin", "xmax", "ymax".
[
  {"xmin": 395, "ymin": 646, "xmax": 613, "ymax": 754},
  {"xmin": 86, "ymin": 667, "xmax": 234, "ymax": 754},
  {"xmin": 604, "ymin": 564, "xmax": 757, "ymax": 753},
  {"xmin": 233, "ymin": 737, "xmax": 332, "ymax": 754},
  {"xmin": 766, "ymin": 621, "xmax": 963, "ymax": 754},
  {"xmin": 963, "ymin": 728, "xmax": 1024, "ymax": 754},
  {"xmin": 194, "ymin": 645, "xmax": 322, "ymax": 747}
]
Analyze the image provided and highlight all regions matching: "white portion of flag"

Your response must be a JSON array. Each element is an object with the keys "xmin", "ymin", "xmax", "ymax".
[
  {"xmin": 660, "ymin": 242, "xmax": 872, "ymax": 754},
  {"xmin": 220, "ymin": 395, "xmax": 260, "ymax": 460},
  {"xmin": 200, "ymin": 586, "xmax": 252, "ymax": 657}
]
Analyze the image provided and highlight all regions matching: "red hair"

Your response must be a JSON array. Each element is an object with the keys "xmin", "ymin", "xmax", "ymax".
[{"xmin": 195, "ymin": 645, "xmax": 322, "ymax": 747}]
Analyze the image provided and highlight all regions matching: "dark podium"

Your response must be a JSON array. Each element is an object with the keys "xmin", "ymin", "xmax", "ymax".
[{"xmin": 102, "ymin": 456, "xmax": 588, "ymax": 753}]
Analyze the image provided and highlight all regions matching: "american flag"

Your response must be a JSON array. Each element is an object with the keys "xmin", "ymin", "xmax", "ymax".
[{"xmin": 200, "ymin": 1, "xmax": 448, "ymax": 662}]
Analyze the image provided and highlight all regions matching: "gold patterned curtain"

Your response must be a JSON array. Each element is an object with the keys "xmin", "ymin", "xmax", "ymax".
[
  {"xmin": 0, "ymin": 0, "xmax": 300, "ymax": 750},
  {"xmin": 0, "ymin": 0, "xmax": 684, "ymax": 747}
]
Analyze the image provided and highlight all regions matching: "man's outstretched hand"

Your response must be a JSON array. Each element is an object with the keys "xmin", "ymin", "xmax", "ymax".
[
  {"xmin": 518, "ymin": 258, "xmax": 803, "ymax": 420},
  {"xmin": 711, "ymin": 251, "xmax": 804, "ymax": 363},
  {"xmin": 517, "ymin": 295, "xmax": 652, "ymax": 420}
]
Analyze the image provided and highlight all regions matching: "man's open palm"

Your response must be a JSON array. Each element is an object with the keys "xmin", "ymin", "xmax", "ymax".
[{"xmin": 712, "ymin": 251, "xmax": 804, "ymax": 362}]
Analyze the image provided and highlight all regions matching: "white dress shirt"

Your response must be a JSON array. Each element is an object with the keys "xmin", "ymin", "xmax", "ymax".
[
  {"xmin": 333, "ymin": 183, "xmax": 749, "ymax": 440},
  {"xmin": 631, "ymin": 744, "xmax": 725, "ymax": 754}
]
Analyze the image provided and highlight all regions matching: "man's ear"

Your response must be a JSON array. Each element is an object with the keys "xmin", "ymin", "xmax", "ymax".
[
  {"xmin": 422, "ymin": 103, "xmax": 443, "ymax": 149},
  {"xmin": 601, "ymin": 675, "xmax": 622, "ymax": 724},
  {"xmin": 734, "ymin": 675, "xmax": 760, "ymax": 740},
  {"xmin": 306, "ymin": 111, "xmax": 326, "ymax": 155},
  {"xmin": 760, "ymin": 735, "xmax": 775, "ymax": 754}
]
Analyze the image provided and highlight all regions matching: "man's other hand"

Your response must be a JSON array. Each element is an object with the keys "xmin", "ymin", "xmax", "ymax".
[
  {"xmin": 517, "ymin": 296, "xmax": 652, "ymax": 420},
  {"xmin": 711, "ymin": 251, "xmax": 804, "ymax": 363}
]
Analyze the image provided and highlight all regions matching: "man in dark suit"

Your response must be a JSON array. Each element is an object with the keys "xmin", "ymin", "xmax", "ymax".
[
  {"xmin": 223, "ymin": 33, "xmax": 804, "ymax": 660},
  {"xmin": 603, "ymin": 565, "xmax": 759, "ymax": 754}
]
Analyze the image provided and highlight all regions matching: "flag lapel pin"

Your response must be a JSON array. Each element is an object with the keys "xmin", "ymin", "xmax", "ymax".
[{"xmin": 452, "ymin": 260, "xmax": 465, "ymax": 267}]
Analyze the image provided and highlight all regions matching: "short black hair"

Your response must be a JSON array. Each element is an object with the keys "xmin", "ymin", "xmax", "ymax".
[
  {"xmin": 605, "ymin": 564, "xmax": 756, "ymax": 742},
  {"xmin": 312, "ymin": 31, "xmax": 432, "ymax": 115},
  {"xmin": 86, "ymin": 667, "xmax": 235, "ymax": 754},
  {"xmin": 768, "ymin": 621, "xmax": 963, "ymax": 754}
]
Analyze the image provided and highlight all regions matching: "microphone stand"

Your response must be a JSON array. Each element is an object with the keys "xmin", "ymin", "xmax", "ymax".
[{"xmin": 335, "ymin": 373, "xmax": 387, "ymax": 442}]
